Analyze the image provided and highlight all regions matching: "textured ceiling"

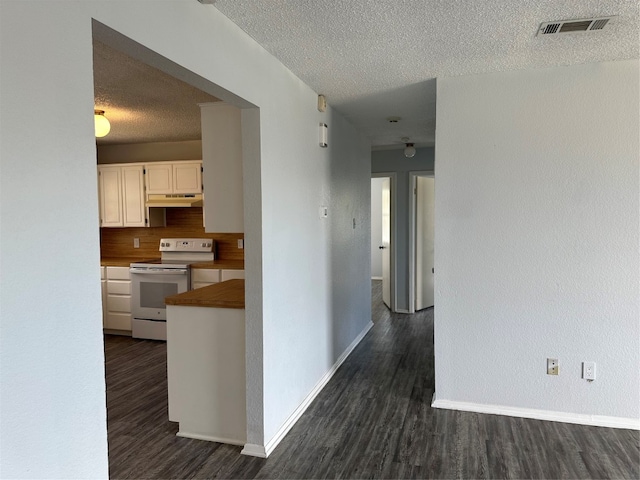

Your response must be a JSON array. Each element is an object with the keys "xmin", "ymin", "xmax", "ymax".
[
  {"xmin": 93, "ymin": 41, "xmax": 219, "ymax": 145},
  {"xmin": 212, "ymin": 0, "xmax": 639, "ymax": 148},
  {"xmin": 93, "ymin": 1, "xmax": 638, "ymax": 149}
]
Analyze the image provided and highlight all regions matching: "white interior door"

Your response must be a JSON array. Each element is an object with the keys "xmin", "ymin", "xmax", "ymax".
[
  {"xmin": 416, "ymin": 176, "xmax": 435, "ymax": 310},
  {"xmin": 381, "ymin": 177, "xmax": 391, "ymax": 308}
]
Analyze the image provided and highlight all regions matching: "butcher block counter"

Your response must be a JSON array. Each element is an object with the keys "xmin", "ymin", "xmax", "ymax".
[
  {"xmin": 100, "ymin": 257, "xmax": 158, "ymax": 267},
  {"xmin": 165, "ymin": 279, "xmax": 244, "ymax": 308},
  {"xmin": 166, "ymin": 279, "xmax": 246, "ymax": 446},
  {"xmin": 190, "ymin": 259, "xmax": 244, "ymax": 270}
]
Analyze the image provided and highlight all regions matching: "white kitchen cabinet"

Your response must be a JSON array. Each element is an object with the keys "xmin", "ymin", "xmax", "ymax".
[
  {"xmin": 145, "ymin": 163, "xmax": 173, "ymax": 194},
  {"xmin": 191, "ymin": 268, "xmax": 220, "ymax": 290},
  {"xmin": 101, "ymin": 267, "xmax": 107, "ymax": 327},
  {"xmin": 220, "ymin": 269, "xmax": 245, "ymax": 281},
  {"xmin": 98, "ymin": 166, "xmax": 123, "ymax": 227},
  {"xmin": 105, "ymin": 266, "xmax": 132, "ymax": 333},
  {"xmin": 98, "ymin": 164, "xmax": 146, "ymax": 228},
  {"xmin": 145, "ymin": 161, "xmax": 202, "ymax": 194},
  {"xmin": 173, "ymin": 162, "xmax": 202, "ymax": 194}
]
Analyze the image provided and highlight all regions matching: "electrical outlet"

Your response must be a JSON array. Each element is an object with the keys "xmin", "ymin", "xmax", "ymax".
[
  {"xmin": 583, "ymin": 362, "xmax": 596, "ymax": 381},
  {"xmin": 547, "ymin": 358, "xmax": 559, "ymax": 375},
  {"xmin": 237, "ymin": 239, "xmax": 244, "ymax": 249},
  {"xmin": 133, "ymin": 238, "xmax": 140, "ymax": 248}
]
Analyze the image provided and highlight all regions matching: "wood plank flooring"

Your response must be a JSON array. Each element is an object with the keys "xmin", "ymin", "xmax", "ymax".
[{"xmin": 105, "ymin": 281, "xmax": 639, "ymax": 479}]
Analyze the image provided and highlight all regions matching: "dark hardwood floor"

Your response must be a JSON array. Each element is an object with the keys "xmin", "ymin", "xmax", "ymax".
[{"xmin": 105, "ymin": 281, "xmax": 639, "ymax": 479}]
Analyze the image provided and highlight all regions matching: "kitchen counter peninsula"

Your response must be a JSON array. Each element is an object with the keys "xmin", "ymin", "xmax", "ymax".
[
  {"xmin": 165, "ymin": 279, "xmax": 246, "ymax": 446},
  {"xmin": 165, "ymin": 279, "xmax": 244, "ymax": 308}
]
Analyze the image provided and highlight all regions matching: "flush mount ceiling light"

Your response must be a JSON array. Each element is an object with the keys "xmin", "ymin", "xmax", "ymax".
[
  {"xmin": 402, "ymin": 137, "xmax": 416, "ymax": 158},
  {"xmin": 94, "ymin": 110, "xmax": 111, "ymax": 138}
]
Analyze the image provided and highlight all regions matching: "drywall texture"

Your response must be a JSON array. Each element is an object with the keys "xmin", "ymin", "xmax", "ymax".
[
  {"xmin": 434, "ymin": 60, "xmax": 639, "ymax": 421},
  {"xmin": 372, "ymin": 148, "xmax": 435, "ymax": 311},
  {"xmin": 0, "ymin": 0, "xmax": 371, "ymax": 474},
  {"xmin": 371, "ymin": 178, "xmax": 384, "ymax": 278}
]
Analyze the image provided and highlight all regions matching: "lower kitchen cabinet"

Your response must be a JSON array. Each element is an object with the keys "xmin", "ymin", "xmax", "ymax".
[
  {"xmin": 101, "ymin": 267, "xmax": 107, "ymax": 326},
  {"xmin": 221, "ymin": 269, "xmax": 245, "ymax": 281},
  {"xmin": 191, "ymin": 268, "xmax": 220, "ymax": 290},
  {"xmin": 105, "ymin": 266, "xmax": 132, "ymax": 333}
]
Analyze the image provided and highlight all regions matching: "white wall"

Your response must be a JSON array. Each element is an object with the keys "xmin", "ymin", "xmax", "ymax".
[
  {"xmin": 372, "ymin": 148, "xmax": 435, "ymax": 311},
  {"xmin": 371, "ymin": 178, "xmax": 384, "ymax": 278},
  {"xmin": 0, "ymin": 0, "xmax": 371, "ymax": 475},
  {"xmin": 434, "ymin": 60, "xmax": 640, "ymax": 424}
]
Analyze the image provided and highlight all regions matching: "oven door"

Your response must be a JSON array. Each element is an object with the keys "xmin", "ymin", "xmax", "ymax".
[{"xmin": 130, "ymin": 267, "xmax": 190, "ymax": 321}]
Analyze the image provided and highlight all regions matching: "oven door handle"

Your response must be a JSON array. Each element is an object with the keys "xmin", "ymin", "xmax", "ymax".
[{"xmin": 129, "ymin": 268, "xmax": 188, "ymax": 275}]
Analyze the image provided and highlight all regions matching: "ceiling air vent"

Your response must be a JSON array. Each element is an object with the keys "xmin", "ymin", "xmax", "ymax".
[{"xmin": 537, "ymin": 16, "xmax": 616, "ymax": 36}]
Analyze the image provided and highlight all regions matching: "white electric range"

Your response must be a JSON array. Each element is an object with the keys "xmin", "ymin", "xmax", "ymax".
[{"xmin": 129, "ymin": 238, "xmax": 214, "ymax": 340}]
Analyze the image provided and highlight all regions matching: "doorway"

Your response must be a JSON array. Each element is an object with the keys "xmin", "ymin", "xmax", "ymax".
[
  {"xmin": 371, "ymin": 174, "xmax": 396, "ymax": 311},
  {"xmin": 409, "ymin": 172, "xmax": 435, "ymax": 313}
]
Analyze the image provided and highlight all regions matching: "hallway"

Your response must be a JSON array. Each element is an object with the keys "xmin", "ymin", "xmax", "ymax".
[{"xmin": 105, "ymin": 281, "xmax": 638, "ymax": 478}]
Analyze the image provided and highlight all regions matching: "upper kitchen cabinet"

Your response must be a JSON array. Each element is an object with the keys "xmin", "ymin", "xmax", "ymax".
[
  {"xmin": 98, "ymin": 164, "xmax": 146, "ymax": 228},
  {"xmin": 200, "ymin": 103, "xmax": 243, "ymax": 232},
  {"xmin": 146, "ymin": 161, "xmax": 203, "ymax": 194}
]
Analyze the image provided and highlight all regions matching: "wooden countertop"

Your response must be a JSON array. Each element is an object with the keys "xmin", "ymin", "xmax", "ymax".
[
  {"xmin": 100, "ymin": 258, "xmax": 244, "ymax": 269},
  {"xmin": 190, "ymin": 260, "xmax": 244, "ymax": 270},
  {"xmin": 165, "ymin": 279, "xmax": 245, "ymax": 309},
  {"xmin": 101, "ymin": 257, "xmax": 159, "ymax": 267}
]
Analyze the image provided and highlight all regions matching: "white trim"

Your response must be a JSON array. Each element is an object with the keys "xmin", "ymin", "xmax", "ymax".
[
  {"xmin": 408, "ymin": 171, "xmax": 434, "ymax": 314},
  {"xmin": 395, "ymin": 308, "xmax": 411, "ymax": 314},
  {"xmin": 176, "ymin": 431, "xmax": 246, "ymax": 446},
  {"xmin": 241, "ymin": 443, "xmax": 267, "ymax": 458},
  {"xmin": 372, "ymin": 172, "xmax": 397, "ymax": 312},
  {"xmin": 431, "ymin": 396, "xmax": 640, "ymax": 430},
  {"xmin": 242, "ymin": 321, "xmax": 374, "ymax": 458},
  {"xmin": 371, "ymin": 276, "xmax": 383, "ymax": 280}
]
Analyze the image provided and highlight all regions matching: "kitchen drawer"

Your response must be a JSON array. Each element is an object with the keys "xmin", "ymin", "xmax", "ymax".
[
  {"xmin": 105, "ymin": 312, "xmax": 131, "ymax": 331},
  {"xmin": 191, "ymin": 269, "xmax": 220, "ymax": 284},
  {"xmin": 107, "ymin": 295, "xmax": 131, "ymax": 313},
  {"xmin": 107, "ymin": 280, "xmax": 131, "ymax": 295},
  {"xmin": 107, "ymin": 266, "xmax": 131, "ymax": 280}
]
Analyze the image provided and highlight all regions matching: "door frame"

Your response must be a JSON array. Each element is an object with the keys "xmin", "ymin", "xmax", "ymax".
[
  {"xmin": 371, "ymin": 172, "xmax": 397, "ymax": 312},
  {"xmin": 409, "ymin": 170, "xmax": 435, "ymax": 314}
]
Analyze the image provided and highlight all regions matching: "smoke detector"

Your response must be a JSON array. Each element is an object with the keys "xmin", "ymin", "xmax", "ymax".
[{"xmin": 537, "ymin": 16, "xmax": 616, "ymax": 36}]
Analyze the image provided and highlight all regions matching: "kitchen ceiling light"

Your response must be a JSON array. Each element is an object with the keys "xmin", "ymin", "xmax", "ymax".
[
  {"xmin": 94, "ymin": 109, "xmax": 111, "ymax": 138},
  {"xmin": 404, "ymin": 143, "xmax": 416, "ymax": 158}
]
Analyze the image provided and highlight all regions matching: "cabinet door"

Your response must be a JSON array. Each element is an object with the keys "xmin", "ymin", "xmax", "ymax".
[
  {"xmin": 191, "ymin": 268, "xmax": 219, "ymax": 290},
  {"xmin": 121, "ymin": 166, "xmax": 146, "ymax": 227},
  {"xmin": 221, "ymin": 269, "xmax": 245, "ymax": 281},
  {"xmin": 173, "ymin": 162, "xmax": 202, "ymax": 194},
  {"xmin": 146, "ymin": 163, "xmax": 173, "ymax": 194},
  {"xmin": 98, "ymin": 166, "xmax": 123, "ymax": 227}
]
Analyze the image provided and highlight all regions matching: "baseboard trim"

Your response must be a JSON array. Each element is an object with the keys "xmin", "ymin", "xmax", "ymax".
[
  {"xmin": 241, "ymin": 443, "xmax": 267, "ymax": 458},
  {"xmin": 176, "ymin": 431, "xmax": 246, "ymax": 446},
  {"xmin": 242, "ymin": 321, "xmax": 374, "ymax": 458},
  {"xmin": 431, "ymin": 395, "xmax": 640, "ymax": 430},
  {"xmin": 395, "ymin": 308, "xmax": 410, "ymax": 314},
  {"xmin": 371, "ymin": 276, "xmax": 383, "ymax": 280}
]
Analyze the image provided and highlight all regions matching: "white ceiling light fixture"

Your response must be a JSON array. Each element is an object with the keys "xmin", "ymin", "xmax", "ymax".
[
  {"xmin": 94, "ymin": 110, "xmax": 111, "ymax": 138},
  {"xmin": 402, "ymin": 137, "xmax": 416, "ymax": 158}
]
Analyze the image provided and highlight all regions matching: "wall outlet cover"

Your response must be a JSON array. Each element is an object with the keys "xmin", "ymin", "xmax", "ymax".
[{"xmin": 547, "ymin": 358, "xmax": 559, "ymax": 375}]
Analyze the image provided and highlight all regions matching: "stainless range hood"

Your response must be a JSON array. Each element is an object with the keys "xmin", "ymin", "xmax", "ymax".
[{"xmin": 146, "ymin": 194, "xmax": 203, "ymax": 208}]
